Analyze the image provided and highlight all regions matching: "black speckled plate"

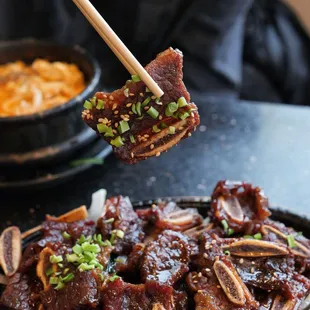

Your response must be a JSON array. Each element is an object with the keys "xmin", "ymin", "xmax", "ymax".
[{"xmin": 0, "ymin": 139, "xmax": 112, "ymax": 191}]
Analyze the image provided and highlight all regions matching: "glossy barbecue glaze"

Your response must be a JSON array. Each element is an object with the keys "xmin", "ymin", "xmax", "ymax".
[{"xmin": 1, "ymin": 180, "xmax": 310, "ymax": 309}]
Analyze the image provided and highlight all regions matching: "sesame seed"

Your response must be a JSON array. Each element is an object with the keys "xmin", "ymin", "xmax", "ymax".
[
  {"xmin": 191, "ymin": 112, "xmax": 194, "ymax": 117},
  {"xmin": 151, "ymin": 95, "xmax": 156, "ymax": 100},
  {"xmin": 188, "ymin": 133, "xmax": 192, "ymax": 137},
  {"xmin": 217, "ymin": 285, "xmax": 221, "ymax": 289},
  {"xmin": 156, "ymin": 152, "xmax": 161, "ymax": 157},
  {"xmin": 109, "ymin": 95, "xmax": 114, "ymax": 100},
  {"xmin": 198, "ymin": 272, "xmax": 202, "ymax": 277},
  {"xmin": 103, "ymin": 94, "xmax": 107, "ymax": 98},
  {"xmin": 205, "ymin": 268, "xmax": 211, "ymax": 272},
  {"xmin": 250, "ymin": 267, "xmax": 255, "ymax": 273},
  {"xmin": 179, "ymin": 126, "xmax": 184, "ymax": 130},
  {"xmin": 115, "ymin": 123, "xmax": 119, "ymax": 128},
  {"xmin": 114, "ymin": 110, "xmax": 119, "ymax": 115},
  {"xmin": 211, "ymin": 240, "xmax": 216, "ymax": 244},
  {"xmin": 130, "ymin": 93, "xmax": 135, "ymax": 96},
  {"xmin": 139, "ymin": 93, "xmax": 144, "ymax": 97},
  {"xmin": 198, "ymin": 290, "xmax": 203, "ymax": 293},
  {"xmin": 251, "ymin": 261, "xmax": 255, "ymax": 265},
  {"xmin": 239, "ymin": 258, "xmax": 244, "ymax": 264},
  {"xmin": 112, "ymin": 103, "xmax": 117, "ymax": 110},
  {"xmin": 144, "ymin": 106, "xmax": 149, "ymax": 110},
  {"xmin": 112, "ymin": 129, "xmax": 117, "ymax": 134},
  {"xmin": 193, "ymin": 280, "xmax": 198, "ymax": 284},
  {"xmin": 150, "ymin": 144, "xmax": 154, "ymax": 150},
  {"xmin": 159, "ymin": 115, "xmax": 163, "ymax": 120},
  {"xmin": 131, "ymin": 152, "xmax": 134, "ymax": 158},
  {"xmin": 203, "ymin": 253, "xmax": 208, "ymax": 259}
]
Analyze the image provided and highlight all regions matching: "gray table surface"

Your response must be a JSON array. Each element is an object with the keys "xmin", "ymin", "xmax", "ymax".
[{"xmin": 1, "ymin": 93, "xmax": 310, "ymax": 231}]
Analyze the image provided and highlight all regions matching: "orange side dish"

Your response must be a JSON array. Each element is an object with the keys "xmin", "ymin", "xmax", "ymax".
[{"xmin": 0, "ymin": 59, "xmax": 85, "ymax": 117}]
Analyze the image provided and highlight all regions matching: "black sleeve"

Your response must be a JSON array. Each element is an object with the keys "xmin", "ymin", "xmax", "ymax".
[{"xmin": 171, "ymin": 0, "xmax": 254, "ymax": 94}]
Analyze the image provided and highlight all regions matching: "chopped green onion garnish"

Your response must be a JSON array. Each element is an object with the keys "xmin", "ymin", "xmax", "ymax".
[
  {"xmin": 224, "ymin": 250, "xmax": 230, "ymax": 256},
  {"xmin": 152, "ymin": 125, "xmax": 161, "ymax": 133},
  {"xmin": 115, "ymin": 230, "xmax": 124, "ymax": 239},
  {"xmin": 84, "ymin": 251, "xmax": 96, "ymax": 260},
  {"xmin": 130, "ymin": 135, "xmax": 136, "ymax": 143},
  {"xmin": 99, "ymin": 273, "xmax": 105, "ymax": 281},
  {"xmin": 178, "ymin": 112, "xmax": 190, "ymax": 120},
  {"xmin": 221, "ymin": 220, "xmax": 229, "ymax": 232},
  {"xmin": 142, "ymin": 97, "xmax": 151, "ymax": 107},
  {"xmin": 165, "ymin": 102, "xmax": 178, "ymax": 116},
  {"xmin": 287, "ymin": 235, "xmax": 296, "ymax": 248},
  {"xmin": 58, "ymin": 263, "xmax": 64, "ymax": 268},
  {"xmin": 243, "ymin": 235, "xmax": 254, "ymax": 239},
  {"xmin": 108, "ymin": 275, "xmax": 120, "ymax": 282},
  {"xmin": 45, "ymin": 267, "xmax": 54, "ymax": 277},
  {"xmin": 97, "ymin": 124, "xmax": 108, "ymax": 133},
  {"xmin": 104, "ymin": 127, "xmax": 114, "ymax": 138},
  {"xmin": 91, "ymin": 97, "xmax": 97, "ymax": 106},
  {"xmin": 132, "ymin": 103, "xmax": 137, "ymax": 114},
  {"xmin": 83, "ymin": 100, "xmax": 93, "ymax": 110},
  {"xmin": 177, "ymin": 97, "xmax": 188, "ymax": 107},
  {"xmin": 63, "ymin": 268, "xmax": 70, "ymax": 275},
  {"xmin": 55, "ymin": 282, "xmax": 65, "ymax": 290},
  {"xmin": 62, "ymin": 273, "xmax": 74, "ymax": 283},
  {"xmin": 297, "ymin": 232, "xmax": 303, "ymax": 236},
  {"xmin": 147, "ymin": 106, "xmax": 159, "ymax": 119},
  {"xmin": 136, "ymin": 102, "xmax": 142, "ymax": 116},
  {"xmin": 254, "ymin": 233, "xmax": 262, "ymax": 240},
  {"xmin": 227, "ymin": 228, "xmax": 234, "ymax": 236},
  {"xmin": 137, "ymin": 115, "xmax": 144, "ymax": 120},
  {"xmin": 110, "ymin": 136, "xmax": 124, "ymax": 148},
  {"xmin": 124, "ymin": 88, "xmax": 129, "ymax": 97},
  {"xmin": 62, "ymin": 231, "xmax": 71, "ymax": 239},
  {"xmin": 105, "ymin": 218, "xmax": 115, "ymax": 224},
  {"xmin": 78, "ymin": 235, "xmax": 86, "ymax": 244},
  {"xmin": 160, "ymin": 122, "xmax": 168, "ymax": 129},
  {"xmin": 168, "ymin": 126, "xmax": 176, "ymax": 134},
  {"xmin": 110, "ymin": 233, "xmax": 116, "ymax": 245},
  {"xmin": 50, "ymin": 255, "xmax": 63, "ymax": 264},
  {"xmin": 81, "ymin": 242, "xmax": 101, "ymax": 253},
  {"xmin": 155, "ymin": 98, "xmax": 161, "ymax": 104},
  {"xmin": 131, "ymin": 75, "xmax": 141, "ymax": 82},
  {"xmin": 96, "ymin": 99, "xmax": 105, "ymax": 110},
  {"xmin": 146, "ymin": 87, "xmax": 151, "ymax": 93},
  {"xmin": 49, "ymin": 276, "xmax": 59, "ymax": 285},
  {"xmin": 102, "ymin": 240, "xmax": 112, "ymax": 247},
  {"xmin": 73, "ymin": 244, "xmax": 82, "ymax": 255},
  {"xmin": 118, "ymin": 120, "xmax": 130, "ymax": 134},
  {"xmin": 115, "ymin": 256, "xmax": 126, "ymax": 264},
  {"xmin": 78, "ymin": 263, "xmax": 95, "ymax": 272},
  {"xmin": 70, "ymin": 158, "xmax": 104, "ymax": 167}
]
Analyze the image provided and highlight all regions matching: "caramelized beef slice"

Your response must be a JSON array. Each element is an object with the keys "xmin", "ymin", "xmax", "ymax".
[
  {"xmin": 97, "ymin": 196, "xmax": 145, "ymax": 255},
  {"xmin": 40, "ymin": 271, "xmax": 100, "ymax": 310},
  {"xmin": 83, "ymin": 48, "xmax": 200, "ymax": 164},
  {"xmin": 232, "ymin": 256, "xmax": 310, "ymax": 299},
  {"xmin": 141, "ymin": 230, "xmax": 190, "ymax": 286},
  {"xmin": 138, "ymin": 201, "xmax": 203, "ymax": 232},
  {"xmin": 1, "ymin": 272, "xmax": 42, "ymax": 310},
  {"xmin": 115, "ymin": 243, "xmax": 145, "ymax": 275},
  {"xmin": 38, "ymin": 220, "xmax": 96, "ymax": 249},
  {"xmin": 211, "ymin": 181, "xmax": 271, "ymax": 233},
  {"xmin": 261, "ymin": 219, "xmax": 310, "ymax": 270},
  {"xmin": 102, "ymin": 278, "xmax": 187, "ymax": 310},
  {"xmin": 192, "ymin": 268, "xmax": 258, "ymax": 310}
]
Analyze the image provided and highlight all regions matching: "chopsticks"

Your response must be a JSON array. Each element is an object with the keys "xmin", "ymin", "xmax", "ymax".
[{"xmin": 72, "ymin": 0, "xmax": 164, "ymax": 98}]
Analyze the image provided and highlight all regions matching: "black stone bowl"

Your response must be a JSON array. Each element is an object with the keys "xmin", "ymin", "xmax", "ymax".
[
  {"xmin": 0, "ymin": 39, "xmax": 101, "ymax": 167},
  {"xmin": 1, "ymin": 197, "xmax": 310, "ymax": 309}
]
